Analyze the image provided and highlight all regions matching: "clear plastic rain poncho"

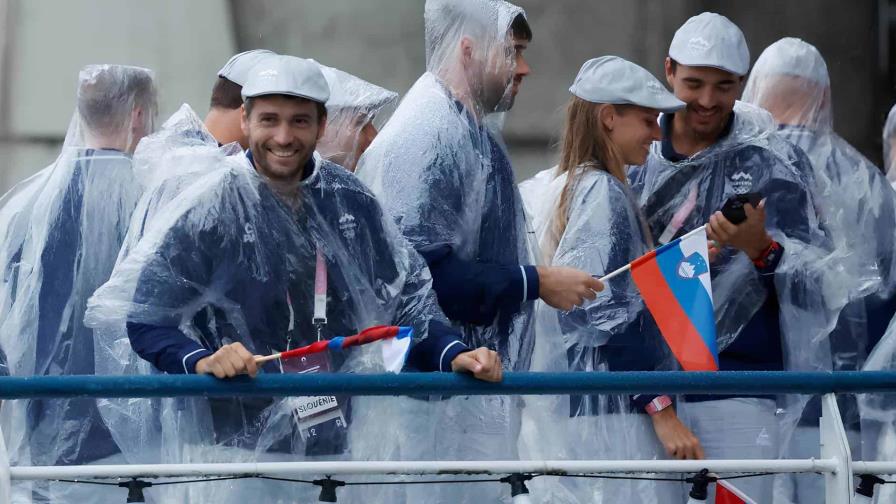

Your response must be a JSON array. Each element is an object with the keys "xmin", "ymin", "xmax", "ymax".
[
  {"xmin": 85, "ymin": 136, "xmax": 447, "ymax": 502},
  {"xmin": 884, "ymin": 104, "xmax": 896, "ymax": 189},
  {"xmin": 743, "ymin": 37, "xmax": 896, "ymax": 306},
  {"xmin": 317, "ymin": 63, "xmax": 398, "ymax": 172},
  {"xmin": 358, "ymin": 0, "xmax": 534, "ymax": 370},
  {"xmin": 859, "ymin": 313, "xmax": 896, "ymax": 504},
  {"xmin": 744, "ymin": 38, "xmax": 896, "ymax": 468},
  {"xmin": 525, "ymin": 165, "xmax": 678, "ymax": 503},
  {"xmin": 355, "ymin": 1, "xmax": 533, "ymax": 502},
  {"xmin": 0, "ymin": 64, "xmax": 157, "ymax": 503},
  {"xmin": 628, "ymin": 101, "xmax": 850, "ymax": 455}
]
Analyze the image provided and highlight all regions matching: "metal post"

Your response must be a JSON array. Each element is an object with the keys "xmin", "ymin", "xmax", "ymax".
[
  {"xmin": 820, "ymin": 393, "xmax": 853, "ymax": 504},
  {"xmin": 0, "ymin": 420, "xmax": 10, "ymax": 504}
]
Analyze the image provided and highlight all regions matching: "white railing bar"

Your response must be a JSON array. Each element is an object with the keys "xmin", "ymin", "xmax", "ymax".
[
  {"xmin": 8, "ymin": 458, "xmax": 840, "ymax": 481},
  {"xmin": 852, "ymin": 461, "xmax": 896, "ymax": 475}
]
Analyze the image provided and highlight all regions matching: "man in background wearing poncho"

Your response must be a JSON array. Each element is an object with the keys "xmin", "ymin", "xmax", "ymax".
[
  {"xmin": 317, "ymin": 63, "xmax": 398, "ymax": 172},
  {"xmin": 743, "ymin": 37, "xmax": 896, "ymax": 504},
  {"xmin": 628, "ymin": 13, "xmax": 840, "ymax": 503},
  {"xmin": 357, "ymin": 1, "xmax": 602, "ymax": 502},
  {"xmin": 86, "ymin": 55, "xmax": 499, "ymax": 504},
  {"xmin": 0, "ymin": 64, "xmax": 158, "ymax": 504},
  {"xmin": 204, "ymin": 49, "xmax": 276, "ymax": 148}
]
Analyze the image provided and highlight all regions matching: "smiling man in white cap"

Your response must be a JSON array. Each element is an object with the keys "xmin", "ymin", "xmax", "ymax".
[
  {"xmin": 627, "ymin": 12, "xmax": 840, "ymax": 503},
  {"xmin": 86, "ymin": 54, "xmax": 501, "ymax": 503},
  {"xmin": 203, "ymin": 49, "xmax": 277, "ymax": 147}
]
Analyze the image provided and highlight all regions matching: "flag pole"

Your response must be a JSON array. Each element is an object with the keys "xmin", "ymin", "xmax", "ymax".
[{"xmin": 595, "ymin": 225, "xmax": 707, "ymax": 283}]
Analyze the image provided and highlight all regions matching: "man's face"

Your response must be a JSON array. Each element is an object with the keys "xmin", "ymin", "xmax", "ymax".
[
  {"xmin": 482, "ymin": 35, "xmax": 530, "ymax": 112},
  {"xmin": 241, "ymin": 95, "xmax": 325, "ymax": 183},
  {"xmin": 665, "ymin": 59, "xmax": 742, "ymax": 138}
]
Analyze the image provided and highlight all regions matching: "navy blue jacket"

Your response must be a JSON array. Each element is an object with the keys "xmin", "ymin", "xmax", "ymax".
[
  {"xmin": 416, "ymin": 110, "xmax": 539, "ymax": 349},
  {"xmin": 637, "ymin": 114, "xmax": 806, "ymax": 402},
  {"xmin": 126, "ymin": 154, "xmax": 468, "ymax": 455},
  {"xmin": 28, "ymin": 150, "xmax": 132, "ymax": 465}
]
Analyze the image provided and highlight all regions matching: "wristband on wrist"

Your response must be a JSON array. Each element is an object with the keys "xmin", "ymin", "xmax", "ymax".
[
  {"xmin": 645, "ymin": 395, "xmax": 673, "ymax": 416},
  {"xmin": 752, "ymin": 239, "xmax": 781, "ymax": 269}
]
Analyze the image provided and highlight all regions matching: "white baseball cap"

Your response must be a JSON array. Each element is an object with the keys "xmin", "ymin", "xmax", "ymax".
[
  {"xmin": 569, "ymin": 56, "xmax": 685, "ymax": 113},
  {"xmin": 241, "ymin": 55, "xmax": 330, "ymax": 104},
  {"xmin": 217, "ymin": 49, "xmax": 277, "ymax": 87},
  {"xmin": 669, "ymin": 12, "xmax": 750, "ymax": 76}
]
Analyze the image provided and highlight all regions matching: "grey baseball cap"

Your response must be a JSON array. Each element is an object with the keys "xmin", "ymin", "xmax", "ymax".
[
  {"xmin": 217, "ymin": 49, "xmax": 277, "ymax": 87},
  {"xmin": 241, "ymin": 55, "xmax": 330, "ymax": 104},
  {"xmin": 569, "ymin": 56, "xmax": 685, "ymax": 113},
  {"xmin": 669, "ymin": 12, "xmax": 750, "ymax": 76}
]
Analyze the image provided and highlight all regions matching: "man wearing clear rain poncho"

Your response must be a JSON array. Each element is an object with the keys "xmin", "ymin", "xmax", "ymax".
[
  {"xmin": 527, "ymin": 56, "xmax": 702, "ymax": 504},
  {"xmin": 743, "ymin": 37, "xmax": 896, "ymax": 504},
  {"xmin": 317, "ymin": 63, "xmax": 398, "ymax": 172},
  {"xmin": 0, "ymin": 64, "xmax": 158, "ymax": 503},
  {"xmin": 356, "ymin": 2, "xmax": 602, "ymax": 502},
  {"xmin": 205, "ymin": 49, "xmax": 277, "ymax": 147},
  {"xmin": 627, "ymin": 13, "xmax": 844, "ymax": 503},
  {"xmin": 86, "ymin": 55, "xmax": 500, "ymax": 504}
]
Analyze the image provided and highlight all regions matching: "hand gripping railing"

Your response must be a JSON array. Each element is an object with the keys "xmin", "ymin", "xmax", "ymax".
[{"xmin": 0, "ymin": 371, "xmax": 895, "ymax": 503}]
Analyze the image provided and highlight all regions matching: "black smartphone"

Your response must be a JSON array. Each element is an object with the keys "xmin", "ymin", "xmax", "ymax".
[{"xmin": 720, "ymin": 192, "xmax": 763, "ymax": 224}]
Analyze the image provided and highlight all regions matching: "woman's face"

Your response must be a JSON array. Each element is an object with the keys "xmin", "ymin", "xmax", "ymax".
[{"xmin": 604, "ymin": 105, "xmax": 662, "ymax": 166}]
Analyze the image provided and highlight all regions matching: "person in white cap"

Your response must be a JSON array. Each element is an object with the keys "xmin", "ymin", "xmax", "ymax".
[
  {"xmin": 317, "ymin": 63, "xmax": 399, "ymax": 172},
  {"xmin": 357, "ymin": 2, "xmax": 602, "ymax": 502},
  {"xmin": 84, "ymin": 54, "xmax": 501, "ymax": 504},
  {"xmin": 744, "ymin": 37, "xmax": 896, "ymax": 504},
  {"xmin": 204, "ymin": 49, "xmax": 277, "ymax": 147},
  {"xmin": 628, "ymin": 12, "xmax": 842, "ymax": 503},
  {"xmin": 525, "ymin": 56, "xmax": 701, "ymax": 504}
]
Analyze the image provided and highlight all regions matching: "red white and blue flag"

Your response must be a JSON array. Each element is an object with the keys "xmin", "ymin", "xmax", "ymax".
[
  {"xmin": 715, "ymin": 480, "xmax": 757, "ymax": 504},
  {"xmin": 630, "ymin": 226, "xmax": 718, "ymax": 371}
]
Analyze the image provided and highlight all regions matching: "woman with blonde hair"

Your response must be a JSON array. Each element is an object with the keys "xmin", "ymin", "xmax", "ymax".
[{"xmin": 526, "ymin": 56, "xmax": 702, "ymax": 503}]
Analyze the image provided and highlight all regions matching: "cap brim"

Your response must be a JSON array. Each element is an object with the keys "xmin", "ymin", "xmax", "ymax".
[
  {"xmin": 242, "ymin": 89, "xmax": 327, "ymax": 103},
  {"xmin": 668, "ymin": 55, "xmax": 747, "ymax": 77}
]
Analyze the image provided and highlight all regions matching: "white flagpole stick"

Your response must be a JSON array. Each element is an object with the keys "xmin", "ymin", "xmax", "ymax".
[
  {"xmin": 595, "ymin": 225, "xmax": 707, "ymax": 283},
  {"xmin": 254, "ymin": 352, "xmax": 283, "ymax": 364}
]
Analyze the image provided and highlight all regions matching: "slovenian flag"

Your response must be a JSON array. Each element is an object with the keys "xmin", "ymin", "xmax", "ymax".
[
  {"xmin": 630, "ymin": 226, "xmax": 718, "ymax": 371},
  {"xmin": 716, "ymin": 480, "xmax": 756, "ymax": 504}
]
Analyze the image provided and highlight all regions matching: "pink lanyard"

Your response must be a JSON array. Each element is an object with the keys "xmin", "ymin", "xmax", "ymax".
[{"xmin": 286, "ymin": 247, "xmax": 328, "ymax": 346}]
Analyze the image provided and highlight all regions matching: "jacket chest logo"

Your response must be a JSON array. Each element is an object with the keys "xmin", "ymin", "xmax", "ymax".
[
  {"xmin": 339, "ymin": 213, "xmax": 358, "ymax": 239},
  {"xmin": 729, "ymin": 171, "xmax": 753, "ymax": 194}
]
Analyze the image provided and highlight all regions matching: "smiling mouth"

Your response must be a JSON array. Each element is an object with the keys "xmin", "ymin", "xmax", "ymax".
[
  {"xmin": 692, "ymin": 108, "xmax": 717, "ymax": 119},
  {"xmin": 269, "ymin": 148, "xmax": 299, "ymax": 158}
]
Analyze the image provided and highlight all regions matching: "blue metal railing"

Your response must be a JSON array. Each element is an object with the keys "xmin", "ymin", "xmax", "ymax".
[{"xmin": 0, "ymin": 371, "xmax": 895, "ymax": 399}]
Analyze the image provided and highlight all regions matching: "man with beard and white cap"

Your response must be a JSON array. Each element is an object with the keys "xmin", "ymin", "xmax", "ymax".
[
  {"xmin": 205, "ymin": 49, "xmax": 277, "ymax": 147},
  {"xmin": 628, "ymin": 13, "xmax": 841, "ymax": 503},
  {"xmin": 85, "ymin": 55, "xmax": 501, "ymax": 504},
  {"xmin": 357, "ymin": 1, "xmax": 602, "ymax": 502},
  {"xmin": 0, "ymin": 64, "xmax": 158, "ymax": 504},
  {"xmin": 744, "ymin": 36, "xmax": 896, "ymax": 504}
]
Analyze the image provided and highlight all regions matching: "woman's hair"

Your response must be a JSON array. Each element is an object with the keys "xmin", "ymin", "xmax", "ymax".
[{"xmin": 551, "ymin": 97, "xmax": 630, "ymax": 243}]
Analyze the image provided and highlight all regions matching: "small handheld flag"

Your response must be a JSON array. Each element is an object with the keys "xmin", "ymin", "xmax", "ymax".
[
  {"xmin": 598, "ymin": 225, "xmax": 718, "ymax": 371},
  {"xmin": 255, "ymin": 325, "xmax": 413, "ymax": 373},
  {"xmin": 715, "ymin": 480, "xmax": 757, "ymax": 504}
]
